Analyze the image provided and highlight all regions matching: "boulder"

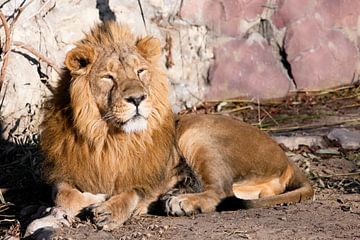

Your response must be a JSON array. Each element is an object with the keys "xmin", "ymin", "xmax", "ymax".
[
  {"xmin": 274, "ymin": 0, "xmax": 359, "ymax": 89},
  {"xmin": 206, "ymin": 33, "xmax": 290, "ymax": 100},
  {"xmin": 273, "ymin": 135, "xmax": 326, "ymax": 150},
  {"xmin": 180, "ymin": 0, "xmax": 267, "ymax": 36},
  {"xmin": 327, "ymin": 128, "xmax": 360, "ymax": 150}
]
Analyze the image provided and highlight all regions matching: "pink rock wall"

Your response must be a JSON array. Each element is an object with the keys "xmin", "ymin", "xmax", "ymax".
[
  {"xmin": 208, "ymin": 35, "xmax": 290, "ymax": 100},
  {"xmin": 180, "ymin": 0, "xmax": 267, "ymax": 37},
  {"xmin": 180, "ymin": 0, "xmax": 360, "ymax": 100}
]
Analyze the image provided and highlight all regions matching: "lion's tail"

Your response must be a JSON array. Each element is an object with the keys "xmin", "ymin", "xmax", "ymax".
[{"xmin": 216, "ymin": 162, "xmax": 314, "ymax": 211}]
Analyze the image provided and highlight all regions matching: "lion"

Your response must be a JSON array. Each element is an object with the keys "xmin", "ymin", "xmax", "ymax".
[{"xmin": 41, "ymin": 21, "xmax": 314, "ymax": 231}]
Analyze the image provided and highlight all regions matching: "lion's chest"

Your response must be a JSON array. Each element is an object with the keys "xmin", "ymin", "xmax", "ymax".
[{"xmin": 73, "ymin": 139, "xmax": 173, "ymax": 195}]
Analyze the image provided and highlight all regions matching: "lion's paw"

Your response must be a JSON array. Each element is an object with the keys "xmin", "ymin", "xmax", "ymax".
[
  {"xmin": 165, "ymin": 196, "xmax": 200, "ymax": 216},
  {"xmin": 86, "ymin": 204, "xmax": 116, "ymax": 231},
  {"xmin": 82, "ymin": 192, "xmax": 108, "ymax": 204}
]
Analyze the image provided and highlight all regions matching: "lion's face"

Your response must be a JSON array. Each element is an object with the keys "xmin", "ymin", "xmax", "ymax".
[
  {"xmin": 88, "ymin": 48, "xmax": 153, "ymax": 133},
  {"xmin": 64, "ymin": 25, "xmax": 165, "ymax": 134}
]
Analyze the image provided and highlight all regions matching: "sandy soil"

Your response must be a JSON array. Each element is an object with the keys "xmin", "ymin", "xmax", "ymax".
[
  {"xmin": 47, "ymin": 155, "xmax": 360, "ymax": 240},
  {"xmin": 49, "ymin": 190, "xmax": 359, "ymax": 240}
]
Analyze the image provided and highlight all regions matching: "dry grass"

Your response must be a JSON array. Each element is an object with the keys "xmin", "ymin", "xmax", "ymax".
[{"xmin": 181, "ymin": 84, "xmax": 360, "ymax": 133}]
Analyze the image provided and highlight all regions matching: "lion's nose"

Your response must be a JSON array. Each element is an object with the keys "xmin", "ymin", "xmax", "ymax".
[{"xmin": 125, "ymin": 94, "xmax": 147, "ymax": 107}]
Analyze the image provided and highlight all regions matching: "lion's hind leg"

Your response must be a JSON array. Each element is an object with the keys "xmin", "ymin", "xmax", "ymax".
[{"xmin": 232, "ymin": 177, "xmax": 286, "ymax": 200}]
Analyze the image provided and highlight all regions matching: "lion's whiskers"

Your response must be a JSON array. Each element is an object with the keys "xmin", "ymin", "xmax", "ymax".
[{"xmin": 102, "ymin": 112, "xmax": 116, "ymax": 121}]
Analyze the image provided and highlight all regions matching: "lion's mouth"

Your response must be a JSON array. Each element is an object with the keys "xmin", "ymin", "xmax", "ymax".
[
  {"xmin": 121, "ymin": 114, "xmax": 148, "ymax": 133},
  {"xmin": 105, "ymin": 113, "xmax": 147, "ymax": 132},
  {"xmin": 103, "ymin": 108, "xmax": 150, "ymax": 133}
]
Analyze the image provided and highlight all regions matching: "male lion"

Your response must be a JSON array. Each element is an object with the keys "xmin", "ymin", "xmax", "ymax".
[{"xmin": 41, "ymin": 22, "xmax": 314, "ymax": 230}]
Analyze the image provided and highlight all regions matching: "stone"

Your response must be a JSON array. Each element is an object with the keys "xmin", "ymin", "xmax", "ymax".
[
  {"xmin": 272, "ymin": 0, "xmax": 315, "ymax": 29},
  {"xmin": 0, "ymin": 0, "xmax": 100, "ymax": 142},
  {"xmin": 276, "ymin": 0, "xmax": 359, "ymax": 90},
  {"xmin": 273, "ymin": 135, "xmax": 326, "ymax": 150},
  {"xmin": 206, "ymin": 33, "xmax": 290, "ymax": 100},
  {"xmin": 180, "ymin": 0, "xmax": 267, "ymax": 36},
  {"xmin": 315, "ymin": 0, "xmax": 360, "ymax": 29},
  {"xmin": 287, "ymin": 27, "xmax": 358, "ymax": 89},
  {"xmin": 327, "ymin": 128, "xmax": 360, "ymax": 150}
]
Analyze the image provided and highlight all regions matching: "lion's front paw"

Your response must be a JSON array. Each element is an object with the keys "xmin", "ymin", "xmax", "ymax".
[
  {"xmin": 87, "ymin": 203, "xmax": 120, "ymax": 231},
  {"xmin": 165, "ymin": 196, "xmax": 200, "ymax": 216},
  {"xmin": 82, "ymin": 192, "xmax": 108, "ymax": 204}
]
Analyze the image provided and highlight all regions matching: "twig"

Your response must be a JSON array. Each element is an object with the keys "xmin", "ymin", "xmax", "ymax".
[
  {"xmin": 164, "ymin": 33, "xmax": 174, "ymax": 69},
  {"xmin": 0, "ymin": 189, "xmax": 5, "ymax": 204},
  {"xmin": 12, "ymin": 41, "xmax": 61, "ymax": 74},
  {"xmin": 26, "ymin": 0, "xmax": 52, "ymax": 21},
  {"xmin": 257, "ymin": 98, "xmax": 263, "ymax": 129},
  {"xmin": 0, "ymin": 218, "xmax": 17, "ymax": 223},
  {"xmin": 262, "ymin": 108, "xmax": 279, "ymax": 126},
  {"xmin": 327, "ymin": 94, "xmax": 359, "ymax": 103},
  {"xmin": 0, "ymin": 10, "xmax": 11, "ymax": 92},
  {"xmin": 318, "ymin": 171, "xmax": 360, "ymax": 178},
  {"xmin": 264, "ymin": 118, "xmax": 360, "ymax": 132},
  {"xmin": 207, "ymin": 98, "xmax": 254, "ymax": 104},
  {"xmin": 214, "ymin": 105, "xmax": 253, "ymax": 114},
  {"xmin": 137, "ymin": 0, "xmax": 147, "ymax": 33},
  {"xmin": 10, "ymin": 0, "xmax": 34, "ymax": 29},
  {"xmin": 340, "ymin": 103, "xmax": 360, "ymax": 109}
]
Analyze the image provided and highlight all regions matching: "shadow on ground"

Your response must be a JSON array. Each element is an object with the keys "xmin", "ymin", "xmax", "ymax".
[{"xmin": 0, "ymin": 120, "xmax": 52, "ymax": 237}]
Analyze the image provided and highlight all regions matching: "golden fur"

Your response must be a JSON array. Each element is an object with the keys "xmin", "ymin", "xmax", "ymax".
[{"xmin": 41, "ymin": 22, "xmax": 314, "ymax": 230}]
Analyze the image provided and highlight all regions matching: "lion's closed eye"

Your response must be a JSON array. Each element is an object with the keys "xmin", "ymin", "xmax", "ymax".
[
  {"xmin": 136, "ymin": 68, "xmax": 148, "ymax": 82},
  {"xmin": 137, "ymin": 68, "xmax": 147, "ymax": 75},
  {"xmin": 102, "ymin": 74, "xmax": 115, "ymax": 81}
]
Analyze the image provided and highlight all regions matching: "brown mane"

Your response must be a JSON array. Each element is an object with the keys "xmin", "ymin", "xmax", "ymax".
[{"xmin": 41, "ymin": 22, "xmax": 176, "ymax": 196}]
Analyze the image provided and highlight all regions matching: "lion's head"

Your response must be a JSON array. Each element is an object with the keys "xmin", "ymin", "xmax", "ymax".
[{"xmin": 63, "ymin": 22, "xmax": 170, "ymax": 137}]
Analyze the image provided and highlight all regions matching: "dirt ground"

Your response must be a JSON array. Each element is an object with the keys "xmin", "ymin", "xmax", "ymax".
[
  {"xmin": 46, "ymin": 155, "xmax": 360, "ymax": 240},
  {"xmin": 50, "ymin": 192, "xmax": 359, "ymax": 240},
  {"xmin": 1, "ymin": 86, "xmax": 359, "ymax": 240}
]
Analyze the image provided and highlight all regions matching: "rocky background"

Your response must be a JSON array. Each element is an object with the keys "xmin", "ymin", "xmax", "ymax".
[{"xmin": 0, "ymin": 0, "xmax": 359, "ymax": 142}]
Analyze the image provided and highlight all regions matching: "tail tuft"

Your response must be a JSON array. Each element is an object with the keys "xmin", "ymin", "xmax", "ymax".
[{"xmin": 216, "ymin": 197, "xmax": 253, "ymax": 211}]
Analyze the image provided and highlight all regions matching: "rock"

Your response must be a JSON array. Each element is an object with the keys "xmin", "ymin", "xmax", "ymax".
[
  {"xmin": 327, "ymin": 128, "xmax": 360, "ymax": 150},
  {"xmin": 284, "ymin": 18, "xmax": 358, "ymax": 89},
  {"xmin": 0, "ymin": 0, "xmax": 100, "ymax": 142},
  {"xmin": 273, "ymin": 135, "xmax": 326, "ymax": 150},
  {"xmin": 180, "ymin": 0, "xmax": 267, "ymax": 36},
  {"xmin": 315, "ymin": 148, "xmax": 341, "ymax": 155},
  {"xmin": 272, "ymin": 0, "xmax": 314, "ymax": 29},
  {"xmin": 315, "ymin": 0, "xmax": 360, "ymax": 29},
  {"xmin": 206, "ymin": 33, "xmax": 290, "ymax": 100},
  {"xmin": 273, "ymin": 0, "xmax": 360, "ymax": 29},
  {"xmin": 164, "ymin": 25, "xmax": 213, "ymax": 109},
  {"xmin": 274, "ymin": 0, "xmax": 359, "ymax": 90}
]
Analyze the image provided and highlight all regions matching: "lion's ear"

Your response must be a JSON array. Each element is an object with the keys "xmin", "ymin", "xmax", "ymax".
[
  {"xmin": 136, "ymin": 36, "xmax": 161, "ymax": 63},
  {"xmin": 65, "ymin": 45, "xmax": 95, "ymax": 72}
]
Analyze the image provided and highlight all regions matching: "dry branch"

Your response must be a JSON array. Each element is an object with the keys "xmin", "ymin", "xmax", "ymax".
[
  {"xmin": 319, "ymin": 171, "xmax": 360, "ymax": 178},
  {"xmin": 0, "ymin": 10, "xmax": 11, "ymax": 92},
  {"xmin": 10, "ymin": 0, "xmax": 34, "ymax": 29},
  {"xmin": 12, "ymin": 41, "xmax": 61, "ymax": 74},
  {"xmin": 264, "ymin": 118, "xmax": 360, "ymax": 133}
]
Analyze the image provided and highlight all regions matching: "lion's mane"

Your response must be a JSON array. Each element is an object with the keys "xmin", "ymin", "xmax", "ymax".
[{"xmin": 41, "ymin": 22, "xmax": 176, "ymax": 196}]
